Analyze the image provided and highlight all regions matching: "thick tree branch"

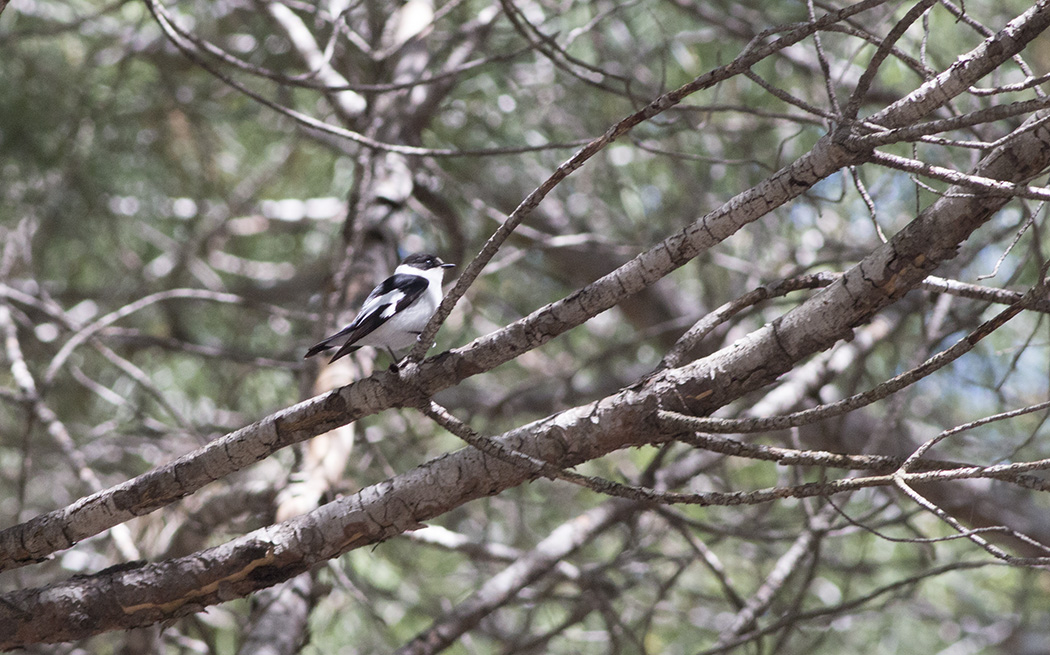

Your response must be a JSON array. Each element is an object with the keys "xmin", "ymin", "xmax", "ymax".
[
  {"xmin": 2, "ymin": 0, "xmax": 1048, "ymax": 577},
  {"xmin": 409, "ymin": 0, "xmax": 898, "ymax": 360},
  {"xmin": 4, "ymin": 100, "xmax": 1050, "ymax": 642},
  {"xmin": 3, "ymin": 4, "xmax": 1050, "ymax": 647}
]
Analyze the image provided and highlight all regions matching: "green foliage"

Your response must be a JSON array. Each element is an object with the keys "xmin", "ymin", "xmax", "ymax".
[{"xmin": 3, "ymin": 0, "xmax": 1050, "ymax": 652}]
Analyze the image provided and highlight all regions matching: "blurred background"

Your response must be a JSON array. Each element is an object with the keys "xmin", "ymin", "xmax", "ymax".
[{"xmin": 2, "ymin": 0, "xmax": 1050, "ymax": 652}]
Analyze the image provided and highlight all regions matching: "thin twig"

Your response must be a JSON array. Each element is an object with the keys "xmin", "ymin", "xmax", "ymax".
[{"xmin": 659, "ymin": 286, "xmax": 1036, "ymax": 434}]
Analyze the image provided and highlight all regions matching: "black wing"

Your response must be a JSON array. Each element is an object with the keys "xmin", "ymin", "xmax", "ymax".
[{"xmin": 304, "ymin": 273, "xmax": 429, "ymax": 362}]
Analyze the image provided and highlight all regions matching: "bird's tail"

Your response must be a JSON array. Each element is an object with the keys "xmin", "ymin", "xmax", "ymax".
[
  {"xmin": 304, "ymin": 338, "xmax": 362, "ymax": 362},
  {"xmin": 304, "ymin": 338, "xmax": 336, "ymax": 359},
  {"xmin": 305, "ymin": 324, "xmax": 362, "ymax": 361}
]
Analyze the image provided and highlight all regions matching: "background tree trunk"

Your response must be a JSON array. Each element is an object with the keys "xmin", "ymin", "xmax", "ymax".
[{"xmin": 2, "ymin": 0, "xmax": 1050, "ymax": 652}]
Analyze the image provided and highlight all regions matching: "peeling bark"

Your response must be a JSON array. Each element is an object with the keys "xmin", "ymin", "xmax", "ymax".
[{"xmin": 3, "ymin": 2, "xmax": 1050, "ymax": 648}]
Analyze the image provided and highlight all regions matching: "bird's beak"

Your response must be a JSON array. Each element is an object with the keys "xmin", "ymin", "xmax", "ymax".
[{"xmin": 440, "ymin": 262, "xmax": 456, "ymax": 268}]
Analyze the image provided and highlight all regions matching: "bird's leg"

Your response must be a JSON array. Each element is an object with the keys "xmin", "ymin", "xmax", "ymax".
[{"xmin": 386, "ymin": 347, "xmax": 401, "ymax": 372}]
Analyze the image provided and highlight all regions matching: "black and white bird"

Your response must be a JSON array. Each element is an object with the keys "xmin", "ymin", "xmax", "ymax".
[{"xmin": 305, "ymin": 253, "xmax": 455, "ymax": 364}]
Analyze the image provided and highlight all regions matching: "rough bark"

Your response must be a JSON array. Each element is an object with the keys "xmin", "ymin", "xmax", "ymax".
[
  {"xmin": 3, "ymin": 2, "xmax": 1050, "ymax": 648},
  {"xmin": 3, "ymin": 103, "xmax": 1050, "ymax": 645}
]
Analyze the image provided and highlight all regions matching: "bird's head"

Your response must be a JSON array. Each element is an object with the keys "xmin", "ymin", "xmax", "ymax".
[{"xmin": 401, "ymin": 253, "xmax": 455, "ymax": 271}]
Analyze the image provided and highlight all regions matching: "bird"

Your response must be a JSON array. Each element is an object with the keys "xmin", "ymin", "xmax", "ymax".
[{"xmin": 305, "ymin": 253, "xmax": 455, "ymax": 364}]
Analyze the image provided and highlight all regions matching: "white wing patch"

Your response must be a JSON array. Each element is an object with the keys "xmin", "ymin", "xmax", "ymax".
[{"xmin": 380, "ymin": 294, "xmax": 404, "ymax": 318}]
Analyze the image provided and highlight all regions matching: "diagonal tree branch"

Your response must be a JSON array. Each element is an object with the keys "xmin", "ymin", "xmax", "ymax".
[
  {"xmin": 3, "ymin": 5, "xmax": 1050, "ymax": 648},
  {"xmin": 395, "ymin": 500, "xmax": 636, "ymax": 655},
  {"xmin": 3, "ymin": 98, "xmax": 1050, "ymax": 645},
  {"xmin": 2, "ymin": 0, "xmax": 1048, "ymax": 577},
  {"xmin": 408, "ymin": 0, "xmax": 897, "ymax": 361}
]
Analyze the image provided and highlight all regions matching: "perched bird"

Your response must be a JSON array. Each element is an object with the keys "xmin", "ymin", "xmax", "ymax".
[{"xmin": 305, "ymin": 253, "xmax": 455, "ymax": 364}]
